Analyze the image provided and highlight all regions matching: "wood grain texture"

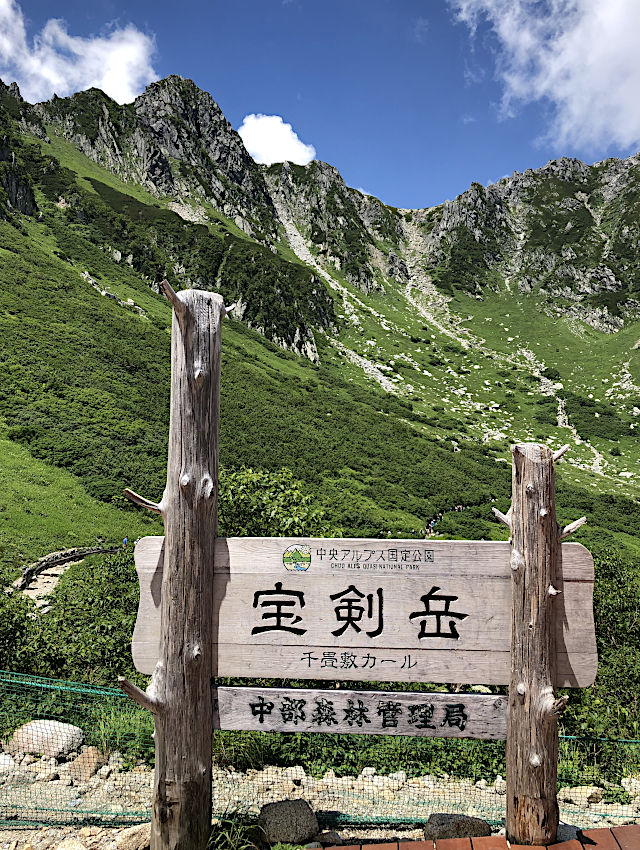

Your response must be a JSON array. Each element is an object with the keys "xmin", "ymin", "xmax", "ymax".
[
  {"xmin": 132, "ymin": 537, "xmax": 596, "ymax": 687},
  {"xmin": 506, "ymin": 444, "xmax": 562, "ymax": 846},
  {"xmin": 212, "ymin": 686, "xmax": 507, "ymax": 739},
  {"xmin": 467, "ymin": 837, "xmax": 507, "ymax": 849},
  {"xmin": 611, "ymin": 824, "xmax": 640, "ymax": 849},
  {"xmin": 578, "ymin": 828, "xmax": 622, "ymax": 848},
  {"xmin": 145, "ymin": 288, "xmax": 224, "ymax": 850}
]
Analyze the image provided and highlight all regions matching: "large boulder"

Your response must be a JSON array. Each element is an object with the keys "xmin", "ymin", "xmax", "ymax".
[
  {"xmin": 69, "ymin": 746, "xmax": 106, "ymax": 781},
  {"xmin": 0, "ymin": 753, "xmax": 15, "ymax": 773},
  {"xmin": 559, "ymin": 785, "xmax": 603, "ymax": 807},
  {"xmin": 115, "ymin": 823, "xmax": 151, "ymax": 850},
  {"xmin": 9, "ymin": 720, "xmax": 84, "ymax": 758},
  {"xmin": 258, "ymin": 799, "xmax": 319, "ymax": 845},
  {"xmin": 423, "ymin": 813, "xmax": 492, "ymax": 841}
]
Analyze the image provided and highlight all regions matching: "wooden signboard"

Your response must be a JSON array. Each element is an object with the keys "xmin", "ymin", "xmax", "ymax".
[
  {"xmin": 213, "ymin": 686, "xmax": 507, "ymax": 739},
  {"xmin": 118, "ymin": 284, "xmax": 598, "ymax": 848},
  {"xmin": 132, "ymin": 536, "xmax": 597, "ymax": 687}
]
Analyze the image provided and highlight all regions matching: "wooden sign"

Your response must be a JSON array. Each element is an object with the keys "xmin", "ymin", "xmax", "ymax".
[
  {"xmin": 213, "ymin": 686, "xmax": 507, "ymax": 739},
  {"xmin": 132, "ymin": 536, "xmax": 597, "ymax": 687}
]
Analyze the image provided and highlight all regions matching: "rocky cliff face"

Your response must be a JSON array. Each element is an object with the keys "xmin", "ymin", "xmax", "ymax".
[
  {"xmin": 264, "ymin": 146, "xmax": 640, "ymax": 332},
  {"xmin": 0, "ymin": 82, "xmax": 37, "ymax": 216},
  {"xmin": 5, "ymin": 73, "xmax": 640, "ymax": 336},
  {"xmin": 31, "ymin": 76, "xmax": 278, "ymax": 241},
  {"xmin": 399, "ymin": 156, "xmax": 640, "ymax": 331},
  {"xmin": 264, "ymin": 160, "xmax": 404, "ymax": 293}
]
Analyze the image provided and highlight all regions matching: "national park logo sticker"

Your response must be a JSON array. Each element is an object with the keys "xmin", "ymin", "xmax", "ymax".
[{"xmin": 283, "ymin": 544, "xmax": 311, "ymax": 571}]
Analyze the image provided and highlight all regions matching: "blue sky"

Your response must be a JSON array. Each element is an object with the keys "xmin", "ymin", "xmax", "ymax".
[{"xmin": 2, "ymin": 0, "xmax": 640, "ymax": 208}]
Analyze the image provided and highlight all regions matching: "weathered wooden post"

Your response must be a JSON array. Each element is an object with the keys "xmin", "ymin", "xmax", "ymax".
[
  {"xmin": 119, "ymin": 281, "xmax": 226, "ymax": 850},
  {"xmin": 498, "ymin": 443, "xmax": 585, "ymax": 845}
]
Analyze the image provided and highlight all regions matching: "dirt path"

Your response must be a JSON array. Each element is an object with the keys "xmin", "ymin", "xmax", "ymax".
[{"xmin": 14, "ymin": 546, "xmax": 120, "ymax": 609}]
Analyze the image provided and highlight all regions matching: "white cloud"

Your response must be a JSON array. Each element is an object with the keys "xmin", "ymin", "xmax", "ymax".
[
  {"xmin": 238, "ymin": 113, "xmax": 316, "ymax": 166},
  {"xmin": 450, "ymin": 0, "xmax": 640, "ymax": 152},
  {"xmin": 0, "ymin": 0, "xmax": 156, "ymax": 103}
]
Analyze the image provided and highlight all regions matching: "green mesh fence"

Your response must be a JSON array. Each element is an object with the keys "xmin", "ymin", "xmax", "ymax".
[{"xmin": 1, "ymin": 670, "xmax": 639, "ymax": 830}]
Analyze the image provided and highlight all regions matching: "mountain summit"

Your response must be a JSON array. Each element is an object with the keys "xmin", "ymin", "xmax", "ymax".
[{"xmin": 4, "ymin": 74, "xmax": 636, "ymax": 337}]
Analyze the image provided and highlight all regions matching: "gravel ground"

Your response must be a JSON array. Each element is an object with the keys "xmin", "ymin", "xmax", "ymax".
[{"xmin": 1, "ymin": 758, "xmax": 639, "ymax": 848}]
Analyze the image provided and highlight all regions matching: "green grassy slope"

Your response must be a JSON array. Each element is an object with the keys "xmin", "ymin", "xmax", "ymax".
[
  {"xmin": 0, "ymin": 110, "xmax": 639, "ymax": 566},
  {"xmin": 0, "ymin": 431, "xmax": 161, "ymax": 568},
  {"xmin": 0, "ymin": 100, "xmax": 638, "ymax": 738}
]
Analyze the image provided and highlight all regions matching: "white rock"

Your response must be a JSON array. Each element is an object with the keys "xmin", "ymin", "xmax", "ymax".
[
  {"xmin": 284, "ymin": 765, "xmax": 306, "ymax": 781},
  {"xmin": 559, "ymin": 785, "xmax": 603, "ymax": 806},
  {"xmin": 0, "ymin": 753, "xmax": 15, "ymax": 773},
  {"xmin": 115, "ymin": 822, "xmax": 151, "ymax": 850},
  {"xmin": 36, "ymin": 770, "xmax": 59, "ymax": 781},
  {"xmin": 494, "ymin": 775, "xmax": 507, "ymax": 795},
  {"xmin": 622, "ymin": 776, "xmax": 640, "ymax": 797},
  {"xmin": 9, "ymin": 720, "xmax": 84, "ymax": 758}
]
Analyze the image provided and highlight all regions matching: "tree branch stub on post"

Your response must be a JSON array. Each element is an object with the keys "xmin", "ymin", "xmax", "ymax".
[{"xmin": 506, "ymin": 443, "xmax": 564, "ymax": 846}]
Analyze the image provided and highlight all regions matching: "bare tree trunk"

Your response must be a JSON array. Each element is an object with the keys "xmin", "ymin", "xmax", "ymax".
[
  {"xmin": 506, "ymin": 443, "xmax": 566, "ymax": 846},
  {"xmin": 121, "ymin": 283, "xmax": 225, "ymax": 850}
]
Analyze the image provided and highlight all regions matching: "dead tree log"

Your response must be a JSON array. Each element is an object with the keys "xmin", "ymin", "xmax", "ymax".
[
  {"xmin": 120, "ymin": 282, "xmax": 225, "ymax": 850},
  {"xmin": 506, "ymin": 443, "xmax": 566, "ymax": 845}
]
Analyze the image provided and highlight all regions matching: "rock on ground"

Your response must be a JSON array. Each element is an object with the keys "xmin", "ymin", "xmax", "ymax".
[
  {"xmin": 557, "ymin": 821, "xmax": 580, "ymax": 842},
  {"xmin": 8, "ymin": 720, "xmax": 84, "ymax": 758},
  {"xmin": 0, "ymin": 753, "xmax": 15, "ymax": 773},
  {"xmin": 258, "ymin": 799, "xmax": 319, "ymax": 845},
  {"xmin": 423, "ymin": 813, "xmax": 492, "ymax": 840},
  {"xmin": 312, "ymin": 829, "xmax": 343, "ymax": 845},
  {"xmin": 69, "ymin": 747, "xmax": 106, "ymax": 782},
  {"xmin": 115, "ymin": 823, "xmax": 150, "ymax": 850},
  {"xmin": 559, "ymin": 785, "xmax": 603, "ymax": 806}
]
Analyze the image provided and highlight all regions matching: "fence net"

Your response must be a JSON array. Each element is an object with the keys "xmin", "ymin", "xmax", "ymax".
[{"xmin": 1, "ymin": 670, "xmax": 639, "ymax": 831}]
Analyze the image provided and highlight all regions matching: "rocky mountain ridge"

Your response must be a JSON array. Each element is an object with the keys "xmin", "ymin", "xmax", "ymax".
[
  {"xmin": 23, "ymin": 76, "xmax": 278, "ymax": 242},
  {"xmin": 4, "ymin": 74, "xmax": 639, "ymax": 337},
  {"xmin": 3, "ymin": 73, "xmax": 640, "ymax": 345}
]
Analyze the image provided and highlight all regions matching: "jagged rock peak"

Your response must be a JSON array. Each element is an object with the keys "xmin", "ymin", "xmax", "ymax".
[
  {"xmin": 29, "ymin": 74, "xmax": 277, "ymax": 240},
  {"xmin": 7, "ymin": 81, "xmax": 23, "ymax": 102},
  {"xmin": 135, "ymin": 74, "xmax": 223, "ymax": 112},
  {"xmin": 265, "ymin": 158, "xmax": 403, "ymax": 293}
]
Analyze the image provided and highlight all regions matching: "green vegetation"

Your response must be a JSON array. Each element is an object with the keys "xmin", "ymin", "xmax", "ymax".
[
  {"xmin": 0, "ymin": 79, "xmax": 639, "ymax": 774},
  {"xmin": 208, "ymin": 819, "xmax": 265, "ymax": 850},
  {"xmin": 44, "ymin": 89, "xmax": 135, "ymax": 144}
]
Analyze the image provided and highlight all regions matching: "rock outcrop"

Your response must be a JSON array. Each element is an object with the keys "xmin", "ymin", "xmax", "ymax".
[
  {"xmin": 4, "ymin": 72, "xmax": 640, "ymax": 337},
  {"xmin": 32, "ymin": 76, "xmax": 278, "ymax": 241}
]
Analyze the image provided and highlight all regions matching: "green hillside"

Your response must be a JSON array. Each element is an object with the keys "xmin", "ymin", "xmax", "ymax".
[{"xmin": 0, "ymin": 79, "xmax": 639, "ymax": 736}]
